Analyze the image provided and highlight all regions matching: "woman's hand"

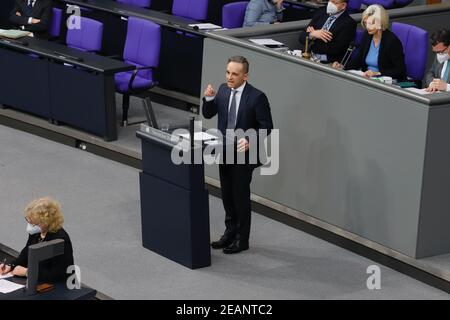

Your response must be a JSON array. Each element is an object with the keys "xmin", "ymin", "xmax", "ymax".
[
  {"xmin": 0, "ymin": 263, "xmax": 11, "ymax": 275},
  {"xmin": 332, "ymin": 62, "xmax": 342, "ymax": 69},
  {"xmin": 12, "ymin": 265, "xmax": 27, "ymax": 277},
  {"xmin": 363, "ymin": 70, "xmax": 381, "ymax": 78}
]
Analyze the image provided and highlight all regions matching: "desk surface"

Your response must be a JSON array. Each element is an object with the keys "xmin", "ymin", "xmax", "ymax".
[
  {"xmin": 58, "ymin": 0, "xmax": 204, "ymax": 36},
  {"xmin": 0, "ymin": 277, "xmax": 97, "ymax": 300},
  {"xmin": 0, "ymin": 36, "xmax": 133, "ymax": 74}
]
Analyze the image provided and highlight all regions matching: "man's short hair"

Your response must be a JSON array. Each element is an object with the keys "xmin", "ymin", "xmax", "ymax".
[
  {"xmin": 430, "ymin": 29, "xmax": 450, "ymax": 47},
  {"xmin": 227, "ymin": 56, "xmax": 249, "ymax": 73}
]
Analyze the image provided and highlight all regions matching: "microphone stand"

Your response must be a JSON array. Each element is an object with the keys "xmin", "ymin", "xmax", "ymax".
[
  {"xmin": 340, "ymin": 44, "xmax": 355, "ymax": 69},
  {"xmin": 302, "ymin": 32, "xmax": 312, "ymax": 60}
]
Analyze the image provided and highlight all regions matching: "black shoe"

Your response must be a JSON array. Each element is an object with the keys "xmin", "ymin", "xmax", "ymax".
[
  {"xmin": 223, "ymin": 240, "xmax": 249, "ymax": 254},
  {"xmin": 211, "ymin": 236, "xmax": 234, "ymax": 249}
]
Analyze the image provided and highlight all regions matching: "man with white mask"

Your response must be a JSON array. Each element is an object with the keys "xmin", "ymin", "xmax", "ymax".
[
  {"xmin": 298, "ymin": 0, "xmax": 356, "ymax": 63},
  {"xmin": 425, "ymin": 29, "xmax": 450, "ymax": 93}
]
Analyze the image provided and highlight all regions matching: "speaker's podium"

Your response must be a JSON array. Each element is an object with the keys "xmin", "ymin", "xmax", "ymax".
[{"xmin": 136, "ymin": 124, "xmax": 211, "ymax": 269}]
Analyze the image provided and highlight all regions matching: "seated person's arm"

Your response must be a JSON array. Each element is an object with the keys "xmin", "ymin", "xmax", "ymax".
[
  {"xmin": 9, "ymin": 4, "xmax": 28, "ymax": 26},
  {"xmin": 25, "ymin": 3, "xmax": 52, "ymax": 32},
  {"xmin": 243, "ymin": 1, "xmax": 269, "ymax": 27},
  {"xmin": 379, "ymin": 37, "xmax": 406, "ymax": 80}
]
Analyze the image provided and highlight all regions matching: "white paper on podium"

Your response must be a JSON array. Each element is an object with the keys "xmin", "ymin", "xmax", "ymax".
[
  {"xmin": 0, "ymin": 279, "xmax": 24, "ymax": 294},
  {"xmin": 178, "ymin": 132, "xmax": 218, "ymax": 141},
  {"xmin": 189, "ymin": 23, "xmax": 223, "ymax": 30},
  {"xmin": 347, "ymin": 69, "xmax": 365, "ymax": 76}
]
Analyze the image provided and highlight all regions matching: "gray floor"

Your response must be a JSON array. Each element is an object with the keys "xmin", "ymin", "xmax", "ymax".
[{"xmin": 0, "ymin": 124, "xmax": 449, "ymax": 299}]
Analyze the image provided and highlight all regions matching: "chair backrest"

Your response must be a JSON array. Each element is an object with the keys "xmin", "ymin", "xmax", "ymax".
[
  {"xmin": 172, "ymin": 0, "xmax": 209, "ymax": 21},
  {"xmin": 347, "ymin": 0, "xmax": 362, "ymax": 12},
  {"xmin": 393, "ymin": 0, "xmax": 413, "ymax": 7},
  {"xmin": 49, "ymin": 7, "xmax": 62, "ymax": 38},
  {"xmin": 123, "ymin": 17, "xmax": 161, "ymax": 80},
  {"xmin": 360, "ymin": 0, "xmax": 394, "ymax": 9},
  {"xmin": 391, "ymin": 22, "xmax": 428, "ymax": 81},
  {"xmin": 116, "ymin": 0, "xmax": 151, "ymax": 8},
  {"xmin": 351, "ymin": 28, "xmax": 364, "ymax": 59},
  {"xmin": 66, "ymin": 17, "xmax": 103, "ymax": 52},
  {"xmin": 222, "ymin": 1, "xmax": 248, "ymax": 29}
]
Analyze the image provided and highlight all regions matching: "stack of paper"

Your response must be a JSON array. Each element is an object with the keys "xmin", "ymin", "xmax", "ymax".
[
  {"xmin": 0, "ymin": 273, "xmax": 13, "ymax": 280},
  {"xmin": 189, "ymin": 23, "xmax": 223, "ymax": 30},
  {"xmin": 0, "ymin": 29, "xmax": 31, "ymax": 39},
  {"xmin": 249, "ymin": 38, "xmax": 285, "ymax": 47},
  {"xmin": 0, "ymin": 279, "xmax": 24, "ymax": 294}
]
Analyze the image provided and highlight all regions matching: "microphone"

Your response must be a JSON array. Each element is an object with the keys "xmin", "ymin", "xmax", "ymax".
[{"xmin": 340, "ymin": 41, "xmax": 357, "ymax": 69}]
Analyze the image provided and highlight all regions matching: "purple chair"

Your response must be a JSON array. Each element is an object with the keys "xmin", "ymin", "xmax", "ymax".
[
  {"xmin": 391, "ymin": 22, "xmax": 428, "ymax": 82},
  {"xmin": 116, "ymin": 0, "xmax": 152, "ymax": 8},
  {"xmin": 114, "ymin": 17, "xmax": 161, "ymax": 126},
  {"xmin": 361, "ymin": 0, "xmax": 394, "ymax": 9},
  {"xmin": 172, "ymin": 0, "xmax": 209, "ymax": 21},
  {"xmin": 347, "ymin": 0, "xmax": 362, "ymax": 13},
  {"xmin": 351, "ymin": 28, "xmax": 364, "ymax": 59},
  {"xmin": 222, "ymin": 1, "xmax": 248, "ymax": 29},
  {"xmin": 49, "ymin": 8, "xmax": 62, "ymax": 39},
  {"xmin": 66, "ymin": 16, "xmax": 103, "ymax": 52}
]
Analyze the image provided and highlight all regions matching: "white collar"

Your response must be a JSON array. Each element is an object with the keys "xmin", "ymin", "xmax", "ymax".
[{"xmin": 232, "ymin": 82, "xmax": 246, "ymax": 93}]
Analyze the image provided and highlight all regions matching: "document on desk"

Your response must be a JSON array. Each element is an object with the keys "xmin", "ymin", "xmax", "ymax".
[
  {"xmin": 0, "ymin": 279, "xmax": 24, "ymax": 294},
  {"xmin": 347, "ymin": 70, "xmax": 365, "ymax": 76},
  {"xmin": 404, "ymin": 87, "xmax": 430, "ymax": 95},
  {"xmin": 0, "ymin": 273, "xmax": 13, "ymax": 280},
  {"xmin": 178, "ymin": 132, "xmax": 218, "ymax": 141},
  {"xmin": 0, "ymin": 29, "xmax": 31, "ymax": 39},
  {"xmin": 189, "ymin": 23, "xmax": 223, "ymax": 30},
  {"xmin": 249, "ymin": 38, "xmax": 285, "ymax": 47}
]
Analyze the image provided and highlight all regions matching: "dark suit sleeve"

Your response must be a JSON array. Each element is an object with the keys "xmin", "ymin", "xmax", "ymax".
[
  {"xmin": 11, "ymin": 235, "xmax": 33, "ymax": 268},
  {"xmin": 255, "ymin": 93, "xmax": 273, "ymax": 134},
  {"xmin": 424, "ymin": 59, "xmax": 439, "ymax": 87},
  {"xmin": 9, "ymin": 2, "xmax": 29, "ymax": 26},
  {"xmin": 25, "ymin": 1, "xmax": 52, "ymax": 33},
  {"xmin": 380, "ymin": 35, "xmax": 406, "ymax": 80},
  {"xmin": 312, "ymin": 19, "xmax": 357, "ymax": 62},
  {"xmin": 202, "ymin": 85, "xmax": 224, "ymax": 119},
  {"xmin": 345, "ymin": 35, "xmax": 367, "ymax": 71},
  {"xmin": 298, "ymin": 12, "xmax": 321, "ymax": 46}
]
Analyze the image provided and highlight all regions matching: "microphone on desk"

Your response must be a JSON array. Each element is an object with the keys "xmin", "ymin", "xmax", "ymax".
[{"xmin": 339, "ymin": 41, "xmax": 357, "ymax": 69}]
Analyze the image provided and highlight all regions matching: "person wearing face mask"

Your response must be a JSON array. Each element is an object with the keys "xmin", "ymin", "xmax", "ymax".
[
  {"xmin": 243, "ymin": 0, "xmax": 284, "ymax": 27},
  {"xmin": 333, "ymin": 5, "xmax": 406, "ymax": 80},
  {"xmin": 298, "ymin": 0, "xmax": 356, "ymax": 63},
  {"xmin": 0, "ymin": 197, "xmax": 74, "ymax": 282},
  {"xmin": 425, "ymin": 29, "xmax": 450, "ymax": 93}
]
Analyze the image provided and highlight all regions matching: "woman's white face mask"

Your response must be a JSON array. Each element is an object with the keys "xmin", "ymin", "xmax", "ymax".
[{"xmin": 26, "ymin": 223, "xmax": 42, "ymax": 235}]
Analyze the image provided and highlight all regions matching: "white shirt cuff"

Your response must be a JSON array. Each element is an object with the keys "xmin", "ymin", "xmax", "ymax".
[
  {"xmin": 446, "ymin": 83, "xmax": 450, "ymax": 92},
  {"xmin": 204, "ymin": 96, "xmax": 215, "ymax": 102},
  {"xmin": 28, "ymin": 17, "xmax": 33, "ymax": 24}
]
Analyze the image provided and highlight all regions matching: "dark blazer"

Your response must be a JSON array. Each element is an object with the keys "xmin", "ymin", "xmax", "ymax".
[
  {"xmin": 202, "ymin": 82, "xmax": 273, "ymax": 166},
  {"xmin": 12, "ymin": 228, "xmax": 74, "ymax": 282},
  {"xmin": 345, "ymin": 29, "xmax": 407, "ymax": 80},
  {"xmin": 424, "ymin": 57, "xmax": 450, "ymax": 88},
  {"xmin": 298, "ymin": 8, "xmax": 356, "ymax": 63},
  {"xmin": 9, "ymin": 0, "xmax": 52, "ymax": 39}
]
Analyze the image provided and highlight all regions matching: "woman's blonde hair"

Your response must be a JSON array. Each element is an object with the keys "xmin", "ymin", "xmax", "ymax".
[
  {"xmin": 361, "ymin": 4, "xmax": 389, "ymax": 31},
  {"xmin": 24, "ymin": 197, "xmax": 64, "ymax": 233}
]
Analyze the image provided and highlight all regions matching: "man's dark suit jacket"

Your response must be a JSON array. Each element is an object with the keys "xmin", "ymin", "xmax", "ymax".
[
  {"xmin": 424, "ymin": 57, "xmax": 450, "ymax": 88},
  {"xmin": 298, "ymin": 8, "xmax": 356, "ymax": 63},
  {"xmin": 202, "ymin": 83, "xmax": 273, "ymax": 167},
  {"xmin": 9, "ymin": 0, "xmax": 52, "ymax": 39},
  {"xmin": 345, "ymin": 29, "xmax": 407, "ymax": 80}
]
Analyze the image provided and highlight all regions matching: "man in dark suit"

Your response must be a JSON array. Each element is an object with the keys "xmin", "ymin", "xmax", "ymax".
[
  {"xmin": 9, "ymin": 0, "xmax": 52, "ymax": 39},
  {"xmin": 202, "ymin": 56, "xmax": 273, "ymax": 254},
  {"xmin": 298, "ymin": 0, "xmax": 356, "ymax": 63},
  {"xmin": 425, "ymin": 29, "xmax": 450, "ymax": 93}
]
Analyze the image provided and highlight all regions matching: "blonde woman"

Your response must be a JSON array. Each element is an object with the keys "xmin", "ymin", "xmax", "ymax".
[
  {"xmin": 333, "ymin": 5, "xmax": 406, "ymax": 80},
  {"xmin": 0, "ymin": 197, "xmax": 74, "ymax": 282}
]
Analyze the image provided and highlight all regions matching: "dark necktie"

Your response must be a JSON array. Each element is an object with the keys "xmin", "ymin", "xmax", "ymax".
[
  {"xmin": 24, "ymin": 0, "xmax": 33, "ymax": 17},
  {"xmin": 226, "ymin": 89, "xmax": 237, "ymax": 129}
]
